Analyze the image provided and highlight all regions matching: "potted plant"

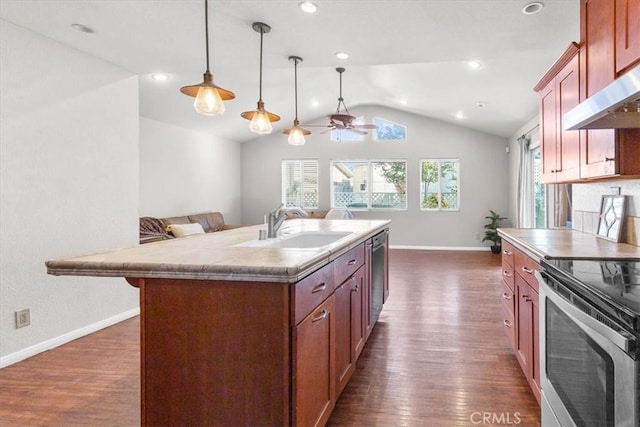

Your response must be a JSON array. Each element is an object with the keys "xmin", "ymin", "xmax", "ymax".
[{"xmin": 483, "ymin": 210, "xmax": 506, "ymax": 254}]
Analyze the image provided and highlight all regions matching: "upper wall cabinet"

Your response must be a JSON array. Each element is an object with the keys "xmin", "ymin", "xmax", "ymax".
[
  {"xmin": 535, "ymin": 0, "xmax": 640, "ymax": 184},
  {"xmin": 616, "ymin": 0, "xmax": 640, "ymax": 73},
  {"xmin": 535, "ymin": 44, "xmax": 581, "ymax": 184}
]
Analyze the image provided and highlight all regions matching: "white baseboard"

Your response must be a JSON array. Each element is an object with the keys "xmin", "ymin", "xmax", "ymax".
[
  {"xmin": 389, "ymin": 245, "xmax": 490, "ymax": 251},
  {"xmin": 0, "ymin": 307, "xmax": 140, "ymax": 369}
]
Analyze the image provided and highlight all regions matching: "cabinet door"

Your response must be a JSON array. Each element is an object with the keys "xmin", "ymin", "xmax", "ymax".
[
  {"xmin": 514, "ymin": 275, "xmax": 531, "ymax": 375},
  {"xmin": 351, "ymin": 267, "xmax": 366, "ymax": 361},
  {"xmin": 334, "ymin": 280, "xmax": 355, "ymax": 397},
  {"xmin": 293, "ymin": 295, "xmax": 335, "ymax": 427},
  {"xmin": 615, "ymin": 0, "xmax": 640, "ymax": 73},
  {"xmin": 555, "ymin": 54, "xmax": 581, "ymax": 182},
  {"xmin": 364, "ymin": 238, "xmax": 373, "ymax": 339},
  {"xmin": 540, "ymin": 80, "xmax": 559, "ymax": 183},
  {"xmin": 529, "ymin": 287, "xmax": 541, "ymax": 404}
]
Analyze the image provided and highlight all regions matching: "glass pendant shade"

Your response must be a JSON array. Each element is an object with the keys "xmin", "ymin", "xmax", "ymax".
[
  {"xmin": 241, "ymin": 22, "xmax": 279, "ymax": 134},
  {"xmin": 180, "ymin": 0, "xmax": 234, "ymax": 115},
  {"xmin": 283, "ymin": 56, "xmax": 311, "ymax": 145}
]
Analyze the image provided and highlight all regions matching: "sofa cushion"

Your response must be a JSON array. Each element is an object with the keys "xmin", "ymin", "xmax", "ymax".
[
  {"xmin": 160, "ymin": 215, "xmax": 191, "ymax": 231},
  {"xmin": 188, "ymin": 212, "xmax": 225, "ymax": 233},
  {"xmin": 166, "ymin": 223, "xmax": 205, "ymax": 237}
]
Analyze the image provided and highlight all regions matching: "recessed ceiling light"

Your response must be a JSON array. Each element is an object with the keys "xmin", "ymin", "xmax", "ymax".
[
  {"xmin": 71, "ymin": 23, "xmax": 94, "ymax": 33},
  {"xmin": 399, "ymin": 99, "xmax": 408, "ymax": 105},
  {"xmin": 455, "ymin": 111, "xmax": 465, "ymax": 119},
  {"xmin": 151, "ymin": 73, "xmax": 169, "ymax": 81},
  {"xmin": 311, "ymin": 99, "xmax": 320, "ymax": 108},
  {"xmin": 467, "ymin": 60, "xmax": 482, "ymax": 70},
  {"xmin": 522, "ymin": 2, "xmax": 544, "ymax": 15},
  {"xmin": 335, "ymin": 52, "xmax": 349, "ymax": 60},
  {"xmin": 298, "ymin": 1, "xmax": 318, "ymax": 13}
]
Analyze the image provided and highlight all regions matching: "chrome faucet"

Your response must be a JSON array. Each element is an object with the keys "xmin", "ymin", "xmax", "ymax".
[{"xmin": 267, "ymin": 203, "xmax": 308, "ymax": 238}]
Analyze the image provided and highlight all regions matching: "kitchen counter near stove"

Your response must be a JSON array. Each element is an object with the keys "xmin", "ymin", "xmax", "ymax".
[{"xmin": 497, "ymin": 228, "xmax": 640, "ymax": 261}]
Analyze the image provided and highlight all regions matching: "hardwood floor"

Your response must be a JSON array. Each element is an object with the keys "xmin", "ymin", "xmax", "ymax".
[{"xmin": 0, "ymin": 250, "xmax": 540, "ymax": 426}]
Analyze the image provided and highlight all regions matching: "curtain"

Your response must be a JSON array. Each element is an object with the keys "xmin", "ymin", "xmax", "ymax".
[
  {"xmin": 516, "ymin": 135, "xmax": 534, "ymax": 228},
  {"xmin": 554, "ymin": 184, "xmax": 571, "ymax": 228}
]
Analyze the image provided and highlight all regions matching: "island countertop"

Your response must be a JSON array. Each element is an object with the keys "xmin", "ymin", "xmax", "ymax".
[
  {"xmin": 498, "ymin": 227, "xmax": 640, "ymax": 261},
  {"xmin": 46, "ymin": 219, "xmax": 391, "ymax": 283}
]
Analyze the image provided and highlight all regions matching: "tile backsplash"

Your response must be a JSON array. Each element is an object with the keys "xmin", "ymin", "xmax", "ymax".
[{"xmin": 572, "ymin": 179, "xmax": 640, "ymax": 246}]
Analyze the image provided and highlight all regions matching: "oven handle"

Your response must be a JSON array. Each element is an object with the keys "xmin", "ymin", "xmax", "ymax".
[{"xmin": 536, "ymin": 270, "xmax": 636, "ymax": 354}]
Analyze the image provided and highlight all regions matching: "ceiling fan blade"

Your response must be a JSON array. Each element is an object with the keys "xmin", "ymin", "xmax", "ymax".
[
  {"xmin": 345, "ymin": 128, "xmax": 368, "ymax": 135},
  {"xmin": 320, "ymin": 128, "xmax": 334, "ymax": 134},
  {"xmin": 353, "ymin": 124, "xmax": 378, "ymax": 129}
]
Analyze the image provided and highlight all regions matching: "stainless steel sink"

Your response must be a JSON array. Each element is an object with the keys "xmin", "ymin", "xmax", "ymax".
[{"xmin": 236, "ymin": 231, "xmax": 352, "ymax": 249}]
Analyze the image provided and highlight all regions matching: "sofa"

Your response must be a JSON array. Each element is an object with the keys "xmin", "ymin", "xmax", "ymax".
[
  {"xmin": 139, "ymin": 212, "xmax": 243, "ymax": 244},
  {"xmin": 282, "ymin": 208, "xmax": 354, "ymax": 220}
]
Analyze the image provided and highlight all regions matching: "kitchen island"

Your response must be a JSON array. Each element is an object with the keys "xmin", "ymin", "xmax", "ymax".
[{"xmin": 46, "ymin": 219, "xmax": 390, "ymax": 427}]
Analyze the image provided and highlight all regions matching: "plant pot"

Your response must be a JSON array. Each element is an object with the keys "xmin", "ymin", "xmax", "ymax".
[{"xmin": 490, "ymin": 245, "xmax": 501, "ymax": 254}]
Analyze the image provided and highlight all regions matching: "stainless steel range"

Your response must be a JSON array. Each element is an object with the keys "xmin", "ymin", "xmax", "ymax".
[{"xmin": 536, "ymin": 259, "xmax": 640, "ymax": 427}]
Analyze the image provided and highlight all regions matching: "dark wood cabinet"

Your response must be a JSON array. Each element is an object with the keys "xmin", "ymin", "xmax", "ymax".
[
  {"xmin": 615, "ymin": 0, "xmax": 640, "ymax": 74},
  {"xmin": 537, "ymin": 44, "xmax": 581, "ymax": 183},
  {"xmin": 500, "ymin": 240, "xmax": 541, "ymax": 405},
  {"xmin": 132, "ymin": 229, "xmax": 389, "ymax": 427},
  {"xmin": 334, "ymin": 266, "xmax": 366, "ymax": 397},
  {"xmin": 294, "ymin": 294, "xmax": 336, "ymax": 427}
]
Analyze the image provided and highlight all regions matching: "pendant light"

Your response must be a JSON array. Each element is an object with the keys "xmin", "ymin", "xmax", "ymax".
[
  {"xmin": 241, "ymin": 22, "xmax": 280, "ymax": 134},
  {"xmin": 180, "ymin": 0, "xmax": 234, "ymax": 116},
  {"xmin": 282, "ymin": 56, "xmax": 311, "ymax": 145}
]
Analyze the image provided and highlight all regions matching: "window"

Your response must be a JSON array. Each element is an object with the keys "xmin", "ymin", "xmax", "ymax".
[
  {"xmin": 331, "ymin": 160, "xmax": 406, "ymax": 210},
  {"xmin": 373, "ymin": 117, "xmax": 407, "ymax": 140},
  {"xmin": 281, "ymin": 160, "xmax": 318, "ymax": 208},
  {"xmin": 532, "ymin": 147, "xmax": 546, "ymax": 228},
  {"xmin": 420, "ymin": 159, "xmax": 459, "ymax": 210}
]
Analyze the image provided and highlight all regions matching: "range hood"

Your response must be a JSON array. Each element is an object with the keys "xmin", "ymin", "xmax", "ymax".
[{"xmin": 564, "ymin": 63, "xmax": 640, "ymax": 130}]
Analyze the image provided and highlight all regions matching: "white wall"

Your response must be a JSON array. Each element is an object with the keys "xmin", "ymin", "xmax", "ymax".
[
  {"xmin": 139, "ymin": 118, "xmax": 241, "ymax": 222},
  {"xmin": 241, "ymin": 105, "xmax": 510, "ymax": 248},
  {"xmin": 0, "ymin": 21, "xmax": 139, "ymax": 365}
]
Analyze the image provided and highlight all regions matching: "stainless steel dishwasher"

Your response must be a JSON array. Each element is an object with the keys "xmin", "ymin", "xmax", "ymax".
[{"xmin": 371, "ymin": 230, "xmax": 386, "ymax": 324}]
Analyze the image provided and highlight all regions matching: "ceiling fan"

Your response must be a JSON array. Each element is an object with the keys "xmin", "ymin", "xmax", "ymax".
[{"xmin": 307, "ymin": 67, "xmax": 378, "ymax": 136}]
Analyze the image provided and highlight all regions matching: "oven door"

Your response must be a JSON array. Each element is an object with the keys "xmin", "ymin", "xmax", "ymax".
[{"xmin": 538, "ymin": 271, "xmax": 638, "ymax": 427}]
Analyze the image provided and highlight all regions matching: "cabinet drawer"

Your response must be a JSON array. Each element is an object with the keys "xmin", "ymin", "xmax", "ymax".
[
  {"xmin": 293, "ymin": 263, "xmax": 335, "ymax": 326},
  {"xmin": 515, "ymin": 251, "xmax": 540, "ymax": 293},
  {"xmin": 501, "ymin": 258, "xmax": 515, "ymax": 292},
  {"xmin": 502, "ymin": 303, "xmax": 516, "ymax": 350},
  {"xmin": 333, "ymin": 243, "xmax": 365, "ymax": 288},
  {"xmin": 501, "ymin": 281, "xmax": 515, "ymax": 318},
  {"xmin": 502, "ymin": 240, "xmax": 515, "ymax": 267}
]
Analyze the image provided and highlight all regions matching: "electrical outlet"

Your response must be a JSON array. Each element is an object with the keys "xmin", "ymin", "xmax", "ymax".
[{"xmin": 15, "ymin": 309, "xmax": 30, "ymax": 328}]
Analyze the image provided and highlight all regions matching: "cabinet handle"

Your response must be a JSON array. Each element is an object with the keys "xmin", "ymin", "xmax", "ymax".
[
  {"xmin": 502, "ymin": 250, "xmax": 512, "ymax": 256},
  {"xmin": 550, "ymin": 169, "xmax": 556, "ymax": 173},
  {"xmin": 522, "ymin": 294, "xmax": 529, "ymax": 299},
  {"xmin": 502, "ymin": 292, "xmax": 512, "ymax": 300},
  {"xmin": 503, "ymin": 270, "xmax": 512, "ymax": 277},
  {"xmin": 347, "ymin": 259, "xmax": 357, "ymax": 266},
  {"xmin": 366, "ymin": 243, "xmax": 373, "ymax": 248},
  {"xmin": 605, "ymin": 157, "xmax": 615, "ymax": 162},
  {"xmin": 521, "ymin": 266, "xmax": 534, "ymax": 274},
  {"xmin": 312, "ymin": 309, "xmax": 328, "ymax": 323},
  {"xmin": 351, "ymin": 284, "xmax": 359, "ymax": 292},
  {"xmin": 311, "ymin": 282, "xmax": 327, "ymax": 294},
  {"xmin": 503, "ymin": 320, "xmax": 512, "ymax": 328}
]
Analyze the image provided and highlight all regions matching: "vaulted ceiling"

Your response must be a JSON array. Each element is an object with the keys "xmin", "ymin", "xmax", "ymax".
[{"xmin": 0, "ymin": 0, "xmax": 580, "ymax": 142}]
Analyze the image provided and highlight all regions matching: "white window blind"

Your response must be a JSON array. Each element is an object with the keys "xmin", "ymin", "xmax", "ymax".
[{"xmin": 281, "ymin": 160, "xmax": 319, "ymax": 208}]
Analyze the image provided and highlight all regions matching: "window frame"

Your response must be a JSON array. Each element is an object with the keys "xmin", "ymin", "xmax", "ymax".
[
  {"xmin": 419, "ymin": 158, "xmax": 460, "ymax": 211},
  {"xmin": 330, "ymin": 159, "xmax": 408, "ymax": 211}
]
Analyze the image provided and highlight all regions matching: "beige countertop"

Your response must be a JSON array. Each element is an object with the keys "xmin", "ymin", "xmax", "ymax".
[
  {"xmin": 498, "ymin": 227, "xmax": 640, "ymax": 261},
  {"xmin": 46, "ymin": 219, "xmax": 390, "ymax": 283}
]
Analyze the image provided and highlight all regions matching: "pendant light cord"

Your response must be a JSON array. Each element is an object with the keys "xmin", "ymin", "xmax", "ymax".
[
  {"xmin": 204, "ymin": 0, "xmax": 210, "ymax": 72},
  {"xmin": 258, "ymin": 27, "xmax": 264, "ymax": 101},
  {"xmin": 294, "ymin": 58, "xmax": 299, "ymax": 120}
]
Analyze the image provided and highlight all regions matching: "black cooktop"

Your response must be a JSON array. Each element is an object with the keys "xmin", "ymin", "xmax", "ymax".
[{"xmin": 541, "ymin": 258, "xmax": 640, "ymax": 332}]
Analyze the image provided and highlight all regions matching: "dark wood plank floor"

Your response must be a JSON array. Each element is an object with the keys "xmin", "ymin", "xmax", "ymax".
[{"xmin": 0, "ymin": 250, "xmax": 540, "ymax": 426}]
